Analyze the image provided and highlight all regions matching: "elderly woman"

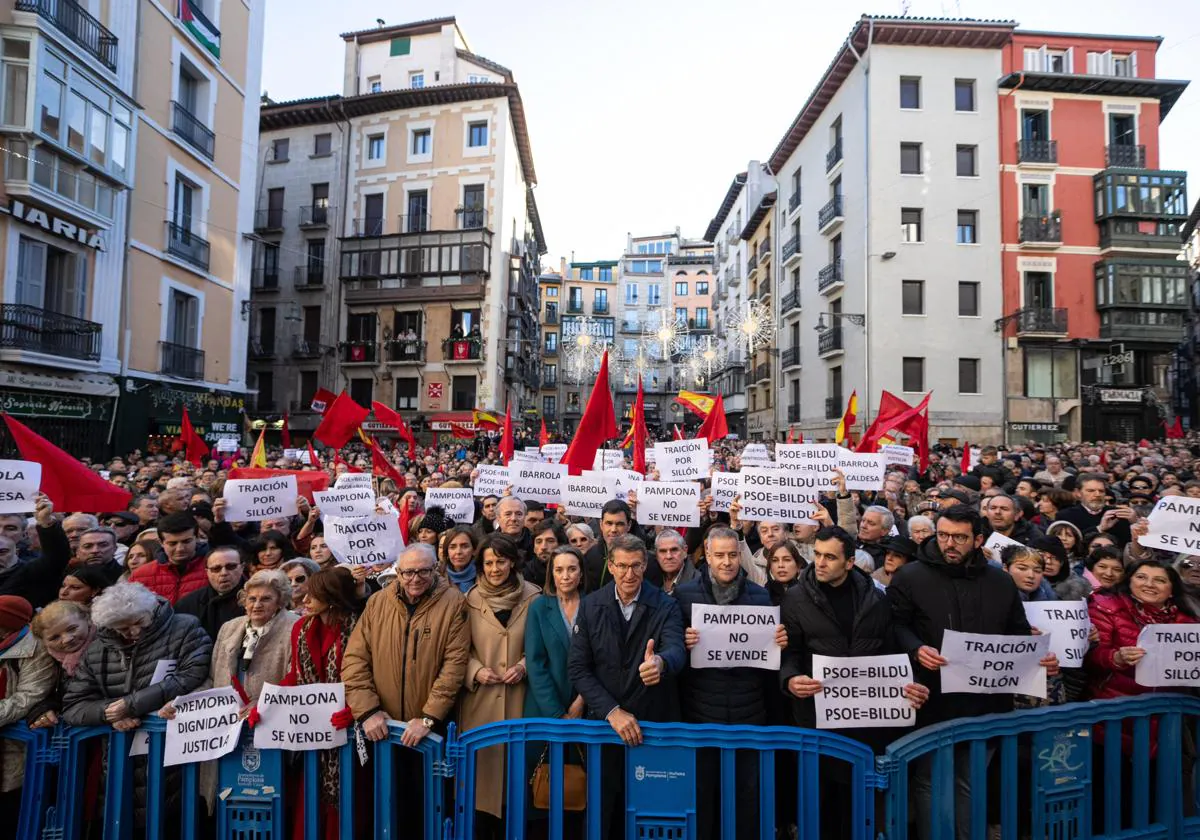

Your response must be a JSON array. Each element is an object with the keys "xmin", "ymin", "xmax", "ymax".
[
  {"xmin": 906, "ymin": 515, "xmax": 935, "ymax": 545},
  {"xmin": 564, "ymin": 523, "xmax": 596, "ymax": 554},
  {"xmin": 27, "ymin": 600, "xmax": 94, "ymax": 730},
  {"xmin": 460, "ymin": 534, "xmax": 540, "ymax": 832},
  {"xmin": 440, "ymin": 525, "xmax": 480, "ymax": 593},
  {"xmin": 281, "ymin": 558, "xmax": 321, "ymax": 613},
  {"xmin": 0, "ymin": 596, "xmax": 56, "ymax": 823},
  {"xmin": 1032, "ymin": 536, "xmax": 1092, "ymax": 601},
  {"xmin": 1084, "ymin": 547, "xmax": 1126, "ymax": 594}
]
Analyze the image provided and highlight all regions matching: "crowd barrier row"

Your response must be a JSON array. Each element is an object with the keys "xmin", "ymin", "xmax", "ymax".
[{"xmin": 2, "ymin": 695, "xmax": 1198, "ymax": 840}]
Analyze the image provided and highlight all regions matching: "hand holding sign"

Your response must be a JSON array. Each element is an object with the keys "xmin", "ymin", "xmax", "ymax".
[{"xmin": 787, "ymin": 675, "xmax": 822, "ymax": 699}]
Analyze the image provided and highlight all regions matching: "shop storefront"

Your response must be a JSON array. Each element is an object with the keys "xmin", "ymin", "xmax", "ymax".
[
  {"xmin": 1006, "ymin": 422, "xmax": 1066, "ymax": 447},
  {"xmin": 1081, "ymin": 387, "xmax": 1162, "ymax": 443},
  {"xmin": 113, "ymin": 379, "xmax": 245, "ymax": 457},
  {"xmin": 0, "ymin": 369, "xmax": 118, "ymax": 460}
]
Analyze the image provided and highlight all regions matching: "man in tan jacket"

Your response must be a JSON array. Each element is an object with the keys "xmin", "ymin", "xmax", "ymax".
[{"xmin": 343, "ymin": 543, "xmax": 469, "ymax": 748}]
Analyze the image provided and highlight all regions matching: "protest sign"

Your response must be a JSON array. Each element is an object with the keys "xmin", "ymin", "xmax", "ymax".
[
  {"xmin": 283, "ymin": 448, "xmax": 301, "ymax": 461},
  {"xmin": 0, "ymin": 460, "xmax": 40, "ymax": 514},
  {"xmin": 967, "ymin": 448, "xmax": 981, "ymax": 470},
  {"xmin": 709, "ymin": 471, "xmax": 740, "ymax": 513},
  {"xmin": 215, "ymin": 438, "xmax": 240, "ymax": 453},
  {"xmin": 473, "ymin": 465, "xmax": 510, "ymax": 497},
  {"xmin": 939, "ymin": 630, "xmax": 1049, "ymax": 698},
  {"xmin": 740, "ymin": 443, "xmax": 773, "ymax": 468},
  {"xmin": 323, "ymin": 513, "xmax": 403, "ymax": 565},
  {"xmin": 644, "ymin": 447, "xmax": 656, "ymax": 466},
  {"xmin": 562, "ymin": 475, "xmax": 615, "ymax": 518},
  {"xmin": 222, "ymin": 476, "xmax": 298, "ymax": 522},
  {"xmin": 982, "ymin": 531, "xmax": 1022, "ymax": 559},
  {"xmin": 637, "ymin": 481, "xmax": 701, "ymax": 527},
  {"xmin": 313, "ymin": 486, "xmax": 375, "ymax": 518},
  {"xmin": 1024, "ymin": 601, "xmax": 1091, "ymax": 668},
  {"xmin": 811, "ymin": 654, "xmax": 915, "ymax": 729},
  {"xmin": 774, "ymin": 444, "xmax": 840, "ymax": 487},
  {"xmin": 689, "ymin": 604, "xmax": 781, "ymax": 670},
  {"xmin": 1139, "ymin": 497, "xmax": 1200, "ymax": 552},
  {"xmin": 653, "ymin": 439, "xmax": 709, "ymax": 482},
  {"xmin": 511, "ymin": 462, "xmax": 566, "ymax": 504},
  {"xmin": 737, "ymin": 468, "xmax": 821, "ymax": 523},
  {"xmin": 424, "ymin": 488, "xmax": 475, "ymax": 524},
  {"xmin": 164, "ymin": 686, "xmax": 243, "ymax": 767},
  {"xmin": 131, "ymin": 659, "xmax": 177, "ymax": 756},
  {"xmin": 511, "ymin": 450, "xmax": 541, "ymax": 462},
  {"xmin": 1134, "ymin": 624, "xmax": 1200, "ymax": 687},
  {"xmin": 881, "ymin": 444, "xmax": 914, "ymax": 466},
  {"xmin": 592, "ymin": 450, "xmax": 625, "ymax": 471},
  {"xmin": 584, "ymin": 468, "xmax": 641, "ymax": 503},
  {"xmin": 334, "ymin": 473, "xmax": 373, "ymax": 490},
  {"xmin": 541, "ymin": 443, "xmax": 567, "ymax": 463},
  {"xmin": 837, "ymin": 452, "xmax": 886, "ymax": 491},
  {"xmin": 254, "ymin": 682, "xmax": 347, "ymax": 751}
]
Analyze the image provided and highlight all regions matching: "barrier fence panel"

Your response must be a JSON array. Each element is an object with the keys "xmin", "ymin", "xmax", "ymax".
[
  {"xmin": 881, "ymin": 694, "xmax": 1200, "ymax": 840},
  {"xmin": 0, "ymin": 723, "xmax": 52, "ymax": 840}
]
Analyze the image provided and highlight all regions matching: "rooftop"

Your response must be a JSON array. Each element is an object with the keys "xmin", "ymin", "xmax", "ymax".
[
  {"xmin": 703, "ymin": 172, "xmax": 748, "ymax": 242},
  {"xmin": 340, "ymin": 16, "xmax": 462, "ymax": 45}
]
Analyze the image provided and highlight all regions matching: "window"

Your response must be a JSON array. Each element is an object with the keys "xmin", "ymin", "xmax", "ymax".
[
  {"xmin": 956, "ymin": 145, "xmax": 977, "ymax": 177},
  {"xmin": 306, "ymin": 240, "xmax": 325, "ymax": 276},
  {"xmin": 695, "ymin": 307, "xmax": 709, "ymax": 329},
  {"xmin": 546, "ymin": 287, "xmax": 558, "ymax": 298},
  {"xmin": 409, "ymin": 71, "xmax": 424, "ymax": 89},
  {"xmin": 569, "ymin": 287, "xmax": 584, "ymax": 310},
  {"xmin": 675, "ymin": 281, "xmax": 688, "ymax": 296},
  {"xmin": 954, "ymin": 79, "xmax": 976, "ymax": 112},
  {"xmin": 545, "ymin": 332, "xmax": 558, "ymax": 353},
  {"xmin": 467, "ymin": 121, "xmax": 488, "ymax": 148},
  {"xmin": 389, "ymin": 37, "xmax": 411, "ymax": 56},
  {"xmin": 468, "ymin": 74, "xmax": 491, "ymax": 84},
  {"xmin": 901, "ymin": 208, "xmax": 923, "ymax": 243},
  {"xmin": 313, "ymin": 133, "xmax": 331, "ymax": 156},
  {"xmin": 311, "ymin": 181, "xmax": 329, "ymax": 210},
  {"xmin": 349, "ymin": 378, "xmax": 373, "ymax": 407},
  {"xmin": 461, "ymin": 184, "xmax": 485, "ymax": 228},
  {"xmin": 958, "ymin": 359, "xmax": 980, "ymax": 394},
  {"xmin": 579, "ymin": 267, "xmax": 593, "ymax": 280},
  {"xmin": 1047, "ymin": 50, "xmax": 1068, "ymax": 73},
  {"xmin": 958, "ymin": 282, "xmax": 979, "ymax": 316},
  {"xmin": 346, "ymin": 313, "xmax": 374, "ymax": 344},
  {"xmin": 593, "ymin": 289, "xmax": 608, "ymax": 311},
  {"xmin": 900, "ymin": 142, "xmax": 922, "ymax": 175},
  {"xmin": 299, "ymin": 371, "xmax": 319, "ymax": 407},
  {"xmin": 1112, "ymin": 54, "xmax": 1133, "ymax": 77},
  {"xmin": 167, "ymin": 287, "xmax": 200, "ymax": 347},
  {"xmin": 367, "ymin": 134, "xmax": 384, "ymax": 160},
  {"xmin": 629, "ymin": 260, "xmax": 662, "ymax": 274},
  {"xmin": 368, "ymin": 77, "xmax": 381, "ymax": 94},
  {"xmin": 15, "ymin": 236, "xmax": 88, "ymax": 318},
  {"xmin": 899, "ymin": 77, "xmax": 921, "ymax": 109},
  {"xmin": 173, "ymin": 176, "xmax": 198, "ymax": 233},
  {"xmin": 411, "ymin": 128, "xmax": 430, "ymax": 155},
  {"xmin": 395, "ymin": 378, "xmax": 419, "ymax": 411},
  {"xmin": 902, "ymin": 357, "xmax": 925, "ymax": 392},
  {"xmin": 956, "ymin": 211, "xmax": 978, "ymax": 244},
  {"xmin": 1025, "ymin": 348, "xmax": 1077, "ymax": 398},
  {"xmin": 1024, "ymin": 271, "xmax": 1054, "ymax": 309},
  {"xmin": 451, "ymin": 375, "xmax": 476, "ymax": 411},
  {"xmin": 624, "ymin": 284, "xmax": 639, "ymax": 305},
  {"xmin": 902, "ymin": 280, "xmax": 924, "ymax": 315},
  {"xmin": 271, "ymin": 138, "xmax": 289, "ymax": 162},
  {"xmin": 697, "ymin": 281, "xmax": 709, "ymax": 295},
  {"xmin": 599, "ymin": 267, "xmax": 613, "ymax": 282},
  {"xmin": 2, "ymin": 39, "xmax": 29, "ymax": 128},
  {"xmin": 675, "ymin": 306, "xmax": 688, "ymax": 325},
  {"xmin": 648, "ymin": 284, "xmax": 661, "ymax": 306}
]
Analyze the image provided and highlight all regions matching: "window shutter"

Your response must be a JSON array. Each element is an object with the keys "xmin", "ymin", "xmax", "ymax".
[{"xmin": 390, "ymin": 37, "xmax": 411, "ymax": 56}]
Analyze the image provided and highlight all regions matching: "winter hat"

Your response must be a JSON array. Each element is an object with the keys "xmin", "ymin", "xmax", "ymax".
[
  {"xmin": 0, "ymin": 595, "xmax": 33, "ymax": 635},
  {"xmin": 883, "ymin": 536, "xmax": 919, "ymax": 561},
  {"xmin": 419, "ymin": 506, "xmax": 451, "ymax": 535},
  {"xmin": 1031, "ymin": 535, "xmax": 1068, "ymax": 568},
  {"xmin": 955, "ymin": 474, "xmax": 982, "ymax": 492}
]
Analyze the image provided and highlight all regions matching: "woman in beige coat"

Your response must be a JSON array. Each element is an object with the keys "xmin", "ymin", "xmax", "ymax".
[{"xmin": 458, "ymin": 534, "xmax": 540, "ymax": 832}]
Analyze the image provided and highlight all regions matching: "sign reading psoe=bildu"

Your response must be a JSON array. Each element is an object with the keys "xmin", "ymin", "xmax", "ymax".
[{"xmin": 811, "ymin": 654, "xmax": 916, "ymax": 729}]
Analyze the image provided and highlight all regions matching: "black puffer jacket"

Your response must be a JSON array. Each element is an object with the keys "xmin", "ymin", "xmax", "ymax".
[
  {"xmin": 62, "ymin": 597, "xmax": 212, "ymax": 725},
  {"xmin": 674, "ymin": 569, "xmax": 773, "ymax": 725},
  {"xmin": 888, "ymin": 538, "xmax": 1031, "ymax": 726}
]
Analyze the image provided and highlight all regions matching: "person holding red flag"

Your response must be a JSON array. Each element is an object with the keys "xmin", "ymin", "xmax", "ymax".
[
  {"xmin": 538, "ymin": 417, "xmax": 550, "ymax": 448},
  {"xmin": 372, "ymin": 401, "xmax": 417, "ymax": 460},
  {"xmin": 560, "ymin": 352, "xmax": 617, "ymax": 475},
  {"xmin": 500, "ymin": 402, "xmax": 515, "ymax": 466},
  {"xmin": 179, "ymin": 407, "xmax": 209, "ymax": 467}
]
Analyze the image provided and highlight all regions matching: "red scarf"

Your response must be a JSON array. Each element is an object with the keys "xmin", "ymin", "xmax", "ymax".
[{"xmin": 1127, "ymin": 594, "xmax": 1180, "ymax": 627}]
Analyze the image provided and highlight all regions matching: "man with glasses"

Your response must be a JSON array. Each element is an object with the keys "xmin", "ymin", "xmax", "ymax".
[{"xmin": 176, "ymin": 545, "xmax": 246, "ymax": 639}]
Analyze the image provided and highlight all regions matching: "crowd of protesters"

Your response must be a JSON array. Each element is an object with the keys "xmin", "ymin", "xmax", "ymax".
[{"xmin": 0, "ymin": 431, "xmax": 1198, "ymax": 840}]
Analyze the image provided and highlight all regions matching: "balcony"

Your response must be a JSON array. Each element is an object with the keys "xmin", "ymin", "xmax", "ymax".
[
  {"xmin": 788, "ymin": 404, "xmax": 800, "ymax": 423},
  {"xmin": 782, "ymin": 290, "xmax": 801, "ymax": 317},
  {"xmin": 340, "ymin": 342, "xmax": 376, "ymax": 364},
  {"xmin": 690, "ymin": 318, "xmax": 712, "ymax": 333},
  {"xmin": 782, "ymin": 236, "xmax": 800, "ymax": 265},
  {"xmin": 456, "ymin": 208, "xmax": 488, "ymax": 230},
  {"xmin": 1018, "ymin": 211, "xmax": 1062, "ymax": 247},
  {"xmin": 818, "ymin": 196, "xmax": 844, "ymax": 233},
  {"xmin": 0, "ymin": 304, "xmax": 101, "ymax": 362},
  {"xmin": 818, "ymin": 259, "xmax": 844, "ymax": 293},
  {"xmin": 251, "ymin": 268, "xmax": 281, "ymax": 292},
  {"xmin": 299, "ymin": 205, "xmax": 332, "ymax": 228},
  {"xmin": 543, "ymin": 344, "xmax": 558, "ymax": 357},
  {"xmin": 758, "ymin": 237, "xmax": 772, "ymax": 263},
  {"xmin": 1099, "ymin": 308, "xmax": 1186, "ymax": 343},
  {"xmin": 566, "ymin": 300, "xmax": 584, "ymax": 314},
  {"xmin": 1014, "ymin": 307, "xmax": 1068, "ymax": 337},
  {"xmin": 254, "ymin": 209, "xmax": 285, "ymax": 233},
  {"xmin": 171, "ymin": 101, "xmax": 214, "ymax": 160},
  {"xmin": 248, "ymin": 337, "xmax": 275, "ymax": 359},
  {"xmin": 1017, "ymin": 139, "xmax": 1058, "ymax": 165},
  {"xmin": 788, "ymin": 191, "xmax": 802, "ymax": 214},
  {"xmin": 339, "ymin": 225, "xmax": 493, "ymax": 304},
  {"xmin": 352, "ymin": 217, "xmax": 387, "ymax": 237},
  {"xmin": 753, "ymin": 362, "xmax": 771, "ymax": 384},
  {"xmin": 746, "ymin": 252, "xmax": 759, "ymax": 273},
  {"xmin": 166, "ymin": 222, "xmax": 210, "ymax": 271},
  {"xmin": 782, "ymin": 347, "xmax": 800, "ymax": 369},
  {"xmin": 826, "ymin": 138, "xmax": 843, "ymax": 173},
  {"xmin": 387, "ymin": 340, "xmax": 426, "ymax": 363},
  {"xmin": 1098, "ymin": 219, "xmax": 1185, "ymax": 251},
  {"xmin": 818, "ymin": 327, "xmax": 843, "ymax": 357},
  {"xmin": 159, "ymin": 341, "xmax": 205, "ymax": 380},
  {"xmin": 592, "ymin": 301, "xmax": 610, "ymax": 315},
  {"xmin": 621, "ymin": 320, "xmax": 641, "ymax": 334},
  {"xmin": 825, "ymin": 396, "xmax": 842, "ymax": 420},
  {"xmin": 544, "ymin": 310, "xmax": 558, "ymax": 325},
  {"xmin": 15, "ymin": 0, "xmax": 118, "ymax": 71},
  {"xmin": 755, "ymin": 277, "xmax": 772, "ymax": 300},
  {"xmin": 1106, "ymin": 144, "xmax": 1146, "ymax": 169},
  {"xmin": 541, "ymin": 375, "xmax": 558, "ymax": 389},
  {"xmin": 442, "ymin": 337, "xmax": 483, "ymax": 362},
  {"xmin": 292, "ymin": 338, "xmax": 328, "ymax": 359},
  {"xmin": 293, "ymin": 266, "xmax": 325, "ymax": 290}
]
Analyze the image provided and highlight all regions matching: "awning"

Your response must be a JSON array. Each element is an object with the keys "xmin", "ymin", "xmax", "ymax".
[
  {"xmin": 0, "ymin": 368, "xmax": 119, "ymax": 398},
  {"xmin": 428, "ymin": 411, "xmax": 477, "ymax": 431}
]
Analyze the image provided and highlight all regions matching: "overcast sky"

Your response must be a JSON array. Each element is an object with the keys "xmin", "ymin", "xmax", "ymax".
[{"xmin": 262, "ymin": 0, "xmax": 1200, "ymax": 264}]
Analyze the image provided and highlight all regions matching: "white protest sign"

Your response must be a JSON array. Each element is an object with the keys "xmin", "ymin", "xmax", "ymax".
[
  {"xmin": 334, "ymin": 472, "xmax": 373, "ymax": 490},
  {"xmin": 562, "ymin": 475, "xmax": 615, "ymax": 518},
  {"xmin": 131, "ymin": 659, "xmax": 177, "ymax": 756},
  {"xmin": 296, "ymin": 449, "xmax": 312, "ymax": 465},
  {"xmin": 584, "ymin": 469, "xmax": 641, "ymax": 503},
  {"xmin": 689, "ymin": 604, "xmax": 781, "ymax": 670},
  {"xmin": 740, "ymin": 443, "xmax": 773, "ymax": 468},
  {"xmin": 283, "ymin": 448, "xmax": 301, "ymax": 461},
  {"xmin": 424, "ymin": 488, "xmax": 475, "ymax": 524},
  {"xmin": 511, "ymin": 450, "xmax": 541, "ymax": 462},
  {"xmin": 323, "ymin": 513, "xmax": 403, "ymax": 565},
  {"xmin": 541, "ymin": 443, "xmax": 567, "ymax": 463},
  {"xmin": 1139, "ymin": 497, "xmax": 1200, "ymax": 552},
  {"xmin": 254, "ymin": 682, "xmax": 347, "ymax": 751},
  {"xmin": 939, "ymin": 630, "xmax": 1049, "ymax": 698},
  {"xmin": 222, "ymin": 476, "xmax": 298, "ymax": 522},
  {"xmin": 709, "ymin": 472, "xmax": 740, "ymax": 513},
  {"xmin": 737, "ymin": 468, "xmax": 821, "ymax": 523},
  {"xmin": 164, "ymin": 687, "xmax": 243, "ymax": 766},
  {"xmin": 1023, "ymin": 601, "xmax": 1091, "ymax": 669},
  {"xmin": 511, "ymin": 462, "xmax": 566, "ymax": 504},
  {"xmin": 811, "ymin": 654, "xmax": 916, "ymax": 729},
  {"xmin": 0, "ymin": 460, "xmax": 40, "ymax": 514},
  {"xmin": 881, "ymin": 444, "xmax": 914, "ymax": 467},
  {"xmin": 983, "ymin": 531, "xmax": 1022, "ymax": 558},
  {"xmin": 592, "ymin": 450, "xmax": 625, "ymax": 471},
  {"xmin": 215, "ymin": 438, "xmax": 240, "ymax": 453},
  {"xmin": 653, "ymin": 439, "xmax": 709, "ymax": 482},
  {"xmin": 473, "ymin": 465, "xmax": 510, "ymax": 497},
  {"xmin": 774, "ymin": 444, "xmax": 840, "ymax": 489},
  {"xmin": 967, "ymin": 448, "xmax": 981, "ymax": 470},
  {"xmin": 313, "ymin": 486, "xmax": 376, "ymax": 518},
  {"xmin": 1134, "ymin": 624, "xmax": 1200, "ymax": 687},
  {"xmin": 636, "ymin": 481, "xmax": 701, "ymax": 527},
  {"xmin": 644, "ymin": 448, "xmax": 656, "ymax": 466},
  {"xmin": 837, "ymin": 452, "xmax": 887, "ymax": 491}
]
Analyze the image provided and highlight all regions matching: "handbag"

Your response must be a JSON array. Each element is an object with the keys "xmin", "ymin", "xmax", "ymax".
[{"xmin": 530, "ymin": 744, "xmax": 587, "ymax": 811}]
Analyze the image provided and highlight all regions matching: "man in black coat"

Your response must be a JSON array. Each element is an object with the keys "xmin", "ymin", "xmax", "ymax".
[
  {"xmin": 1055, "ymin": 472, "xmax": 1134, "ymax": 547},
  {"xmin": 568, "ymin": 533, "xmax": 685, "ymax": 840},
  {"xmin": 676, "ymin": 526, "xmax": 783, "ymax": 840},
  {"xmin": 174, "ymin": 545, "xmax": 245, "ymax": 640},
  {"xmin": 983, "ymin": 493, "xmax": 1043, "ymax": 546},
  {"xmin": 0, "ymin": 495, "xmax": 70, "ymax": 608},
  {"xmin": 582, "ymin": 499, "xmax": 659, "ymax": 592}
]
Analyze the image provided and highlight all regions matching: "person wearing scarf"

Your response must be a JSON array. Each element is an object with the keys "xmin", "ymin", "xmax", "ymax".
[
  {"xmin": 27, "ymin": 600, "xmax": 96, "ymax": 729},
  {"xmin": 440, "ymin": 525, "xmax": 480, "ymax": 593},
  {"xmin": 459, "ymin": 535, "xmax": 541, "ymax": 836},
  {"xmin": 0, "ymin": 595, "xmax": 57, "ymax": 827}
]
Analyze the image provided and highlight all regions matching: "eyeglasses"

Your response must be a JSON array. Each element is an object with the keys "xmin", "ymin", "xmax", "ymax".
[
  {"xmin": 935, "ymin": 532, "xmax": 973, "ymax": 546},
  {"xmin": 610, "ymin": 562, "xmax": 646, "ymax": 576},
  {"xmin": 207, "ymin": 562, "xmax": 241, "ymax": 573},
  {"xmin": 290, "ymin": 574, "xmax": 308, "ymax": 584},
  {"xmin": 398, "ymin": 568, "xmax": 435, "ymax": 579},
  {"xmin": 1178, "ymin": 560, "xmax": 1200, "ymax": 570}
]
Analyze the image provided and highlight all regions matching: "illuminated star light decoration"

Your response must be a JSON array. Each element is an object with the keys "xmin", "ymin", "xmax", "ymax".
[
  {"xmin": 683, "ymin": 334, "xmax": 726, "ymax": 387},
  {"xmin": 730, "ymin": 299, "xmax": 775, "ymax": 356},
  {"xmin": 644, "ymin": 312, "xmax": 689, "ymax": 362},
  {"xmin": 616, "ymin": 344, "xmax": 655, "ymax": 387},
  {"xmin": 562, "ymin": 315, "xmax": 611, "ymax": 383}
]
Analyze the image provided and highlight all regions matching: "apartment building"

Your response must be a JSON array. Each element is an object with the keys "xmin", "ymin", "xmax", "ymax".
[
  {"xmin": 0, "ymin": 0, "xmax": 264, "ymax": 458},
  {"xmin": 998, "ymin": 31, "xmax": 1189, "ymax": 444},
  {"xmin": 1177, "ymin": 200, "xmax": 1200, "ymax": 431},
  {"xmin": 561, "ymin": 257, "xmax": 616, "ymax": 432},
  {"xmin": 538, "ymin": 263, "xmax": 562, "ymax": 429},
  {"xmin": 744, "ymin": 198, "xmax": 776, "ymax": 440}
]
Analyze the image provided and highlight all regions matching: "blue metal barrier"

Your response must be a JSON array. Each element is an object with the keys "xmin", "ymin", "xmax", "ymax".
[
  {"xmin": 881, "ymin": 694, "xmax": 1200, "ymax": 840},
  {"xmin": 0, "ymin": 723, "xmax": 52, "ymax": 840}
]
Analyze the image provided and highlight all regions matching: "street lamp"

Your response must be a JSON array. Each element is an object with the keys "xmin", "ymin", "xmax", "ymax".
[{"xmin": 813, "ymin": 312, "xmax": 866, "ymax": 331}]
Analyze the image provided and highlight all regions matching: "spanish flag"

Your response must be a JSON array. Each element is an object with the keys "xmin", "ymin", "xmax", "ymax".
[
  {"xmin": 674, "ymin": 390, "xmax": 715, "ymax": 420},
  {"xmin": 473, "ymin": 409, "xmax": 501, "ymax": 431},
  {"xmin": 250, "ymin": 427, "xmax": 268, "ymax": 467},
  {"xmin": 835, "ymin": 390, "xmax": 858, "ymax": 446}
]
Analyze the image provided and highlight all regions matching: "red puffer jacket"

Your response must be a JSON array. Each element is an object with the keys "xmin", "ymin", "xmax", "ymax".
[{"xmin": 130, "ymin": 553, "xmax": 210, "ymax": 604}]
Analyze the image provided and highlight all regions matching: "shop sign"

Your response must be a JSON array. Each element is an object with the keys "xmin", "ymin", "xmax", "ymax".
[
  {"xmin": 1099, "ymin": 389, "xmax": 1143, "ymax": 404},
  {"xmin": 0, "ymin": 389, "xmax": 109, "ymax": 420},
  {"xmin": 157, "ymin": 420, "xmax": 240, "ymax": 443},
  {"xmin": 142, "ymin": 383, "xmax": 246, "ymax": 415},
  {"xmin": 1008, "ymin": 423, "xmax": 1063, "ymax": 432},
  {"xmin": 0, "ymin": 370, "xmax": 118, "ymax": 397},
  {"xmin": 0, "ymin": 198, "xmax": 106, "ymax": 250}
]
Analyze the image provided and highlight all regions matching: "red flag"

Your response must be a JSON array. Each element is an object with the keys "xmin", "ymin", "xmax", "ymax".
[
  {"xmin": 179, "ymin": 406, "xmax": 209, "ymax": 467},
  {"xmin": 672, "ymin": 425, "xmax": 684, "ymax": 440},
  {"xmin": 228, "ymin": 467, "xmax": 329, "ymax": 504},
  {"xmin": 398, "ymin": 494, "xmax": 413, "ymax": 545},
  {"xmin": 859, "ymin": 392, "xmax": 932, "ymax": 470},
  {"xmin": 500, "ymin": 402, "xmax": 514, "ymax": 466},
  {"xmin": 961, "ymin": 441, "xmax": 971, "ymax": 475},
  {"xmin": 306, "ymin": 440, "xmax": 320, "ymax": 470},
  {"xmin": 696, "ymin": 393, "xmax": 730, "ymax": 444},
  {"xmin": 1169, "ymin": 417, "xmax": 1185, "ymax": 439},
  {"xmin": 632, "ymin": 378, "xmax": 649, "ymax": 474},
  {"xmin": 370, "ymin": 439, "xmax": 405, "ymax": 484},
  {"xmin": 372, "ymin": 401, "xmax": 417, "ymax": 460},
  {"xmin": 313, "ymin": 391, "xmax": 369, "ymax": 449},
  {"xmin": 786, "ymin": 428, "xmax": 795, "ymax": 444},
  {"xmin": 797, "ymin": 431, "xmax": 804, "ymax": 443},
  {"xmin": 1099, "ymin": 449, "xmax": 1108, "ymax": 468},
  {"xmin": 449, "ymin": 423, "xmax": 475, "ymax": 440},
  {"xmin": 3, "ymin": 414, "xmax": 132, "ymax": 513},
  {"xmin": 333, "ymin": 452, "xmax": 363, "ymax": 474},
  {"xmin": 561, "ymin": 351, "xmax": 618, "ymax": 476},
  {"xmin": 539, "ymin": 418, "xmax": 550, "ymax": 448},
  {"xmin": 310, "ymin": 387, "xmax": 336, "ymax": 414},
  {"xmin": 281, "ymin": 412, "xmax": 291, "ymax": 449}
]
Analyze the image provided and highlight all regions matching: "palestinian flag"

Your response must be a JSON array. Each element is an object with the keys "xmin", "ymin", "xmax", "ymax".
[{"xmin": 179, "ymin": 0, "xmax": 221, "ymax": 59}]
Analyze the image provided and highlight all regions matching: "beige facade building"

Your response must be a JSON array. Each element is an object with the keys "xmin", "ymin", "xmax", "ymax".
[{"xmin": 537, "ymin": 262, "xmax": 562, "ymax": 428}]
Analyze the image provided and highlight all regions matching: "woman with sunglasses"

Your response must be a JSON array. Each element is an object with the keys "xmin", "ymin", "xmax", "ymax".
[{"xmin": 281, "ymin": 558, "xmax": 321, "ymax": 615}]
